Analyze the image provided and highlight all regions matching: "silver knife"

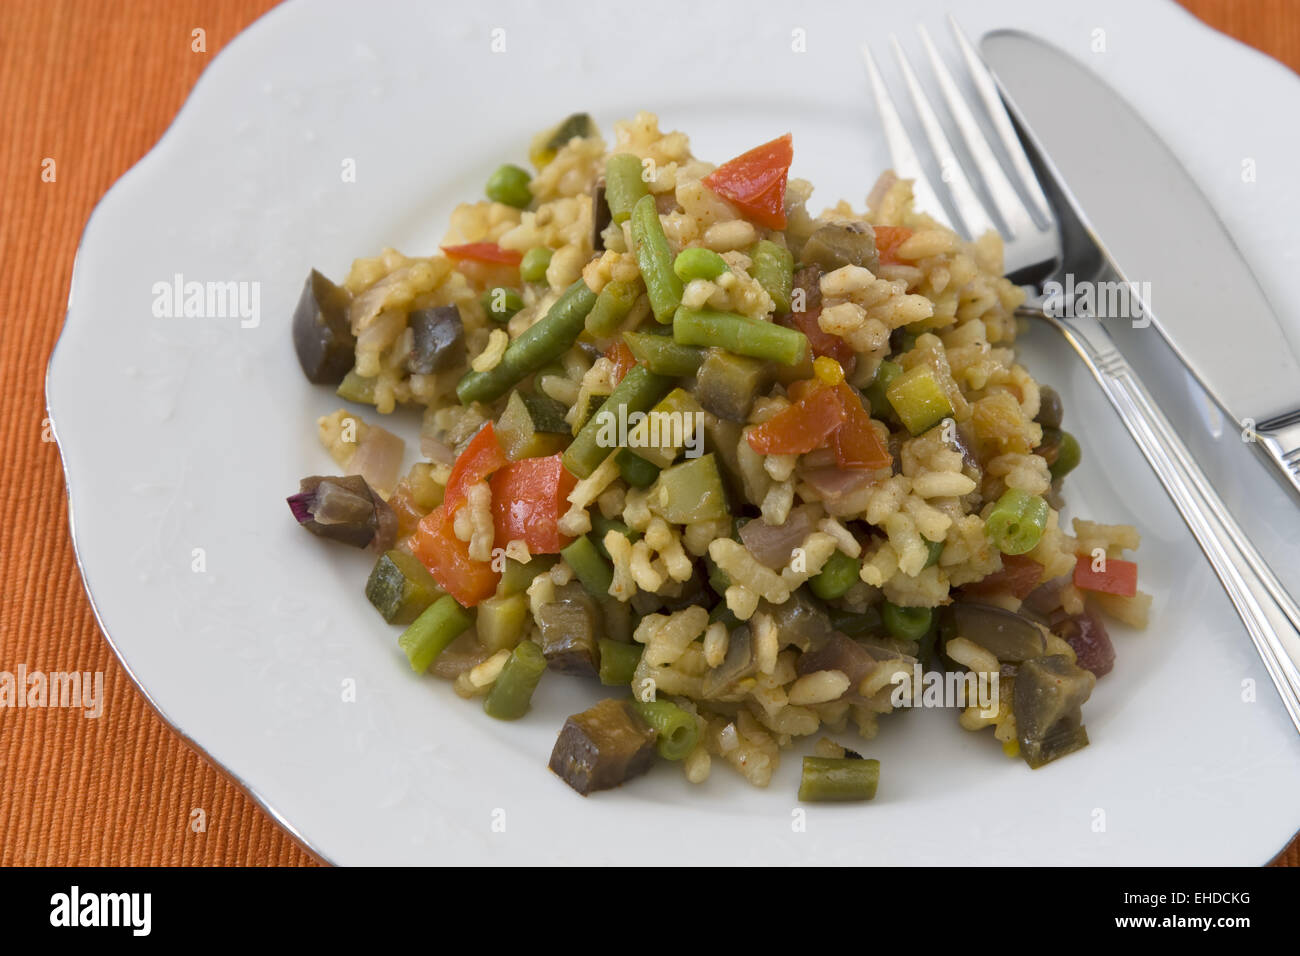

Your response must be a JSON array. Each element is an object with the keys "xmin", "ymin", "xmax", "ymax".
[{"xmin": 980, "ymin": 31, "xmax": 1300, "ymax": 499}]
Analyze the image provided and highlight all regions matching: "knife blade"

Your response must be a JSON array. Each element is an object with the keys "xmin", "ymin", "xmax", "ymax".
[{"xmin": 980, "ymin": 30, "xmax": 1300, "ymax": 496}]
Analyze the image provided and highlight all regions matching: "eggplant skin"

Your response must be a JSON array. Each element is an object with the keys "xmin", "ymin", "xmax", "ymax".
[
  {"xmin": 1013, "ymin": 654, "xmax": 1096, "ymax": 769},
  {"xmin": 292, "ymin": 270, "xmax": 355, "ymax": 385},
  {"xmin": 537, "ymin": 583, "xmax": 601, "ymax": 676},
  {"xmin": 287, "ymin": 474, "xmax": 396, "ymax": 553},
  {"xmin": 407, "ymin": 305, "xmax": 465, "ymax": 375},
  {"xmin": 548, "ymin": 699, "xmax": 657, "ymax": 795},
  {"xmin": 800, "ymin": 222, "xmax": 879, "ymax": 274}
]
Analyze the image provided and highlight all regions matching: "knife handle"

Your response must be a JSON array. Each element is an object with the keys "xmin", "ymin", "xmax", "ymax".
[{"xmin": 1028, "ymin": 306, "xmax": 1300, "ymax": 735}]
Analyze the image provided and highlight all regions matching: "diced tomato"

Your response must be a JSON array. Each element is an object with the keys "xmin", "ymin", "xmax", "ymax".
[
  {"xmin": 831, "ymin": 384, "xmax": 892, "ymax": 470},
  {"xmin": 747, "ymin": 384, "xmax": 847, "ymax": 455},
  {"xmin": 411, "ymin": 504, "xmax": 500, "ymax": 607},
  {"xmin": 444, "ymin": 423, "xmax": 508, "ymax": 509},
  {"xmin": 874, "ymin": 226, "xmax": 913, "ymax": 266},
  {"xmin": 1073, "ymin": 555, "xmax": 1138, "ymax": 597},
  {"xmin": 965, "ymin": 554, "xmax": 1044, "ymax": 600},
  {"xmin": 606, "ymin": 340, "xmax": 636, "ymax": 385},
  {"xmin": 778, "ymin": 305, "xmax": 856, "ymax": 376},
  {"xmin": 489, "ymin": 454, "xmax": 579, "ymax": 554},
  {"xmin": 702, "ymin": 133, "xmax": 794, "ymax": 230},
  {"xmin": 440, "ymin": 242, "xmax": 523, "ymax": 266}
]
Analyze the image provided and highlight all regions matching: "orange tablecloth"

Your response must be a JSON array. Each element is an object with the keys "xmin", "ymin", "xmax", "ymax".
[{"xmin": 1, "ymin": 0, "xmax": 1296, "ymax": 866}]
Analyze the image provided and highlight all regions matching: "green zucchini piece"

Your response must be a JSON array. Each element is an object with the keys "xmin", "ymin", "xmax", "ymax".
[{"xmin": 365, "ymin": 550, "xmax": 444, "ymax": 625}]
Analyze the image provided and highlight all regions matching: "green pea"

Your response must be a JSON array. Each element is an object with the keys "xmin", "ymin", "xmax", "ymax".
[
  {"xmin": 481, "ymin": 286, "xmax": 524, "ymax": 322},
  {"xmin": 810, "ymin": 549, "xmax": 860, "ymax": 600},
  {"xmin": 882, "ymin": 602, "xmax": 933, "ymax": 643},
  {"xmin": 520, "ymin": 247, "xmax": 554, "ymax": 283},
  {"xmin": 1049, "ymin": 429, "xmax": 1081, "ymax": 482},
  {"xmin": 485, "ymin": 163, "xmax": 533, "ymax": 209}
]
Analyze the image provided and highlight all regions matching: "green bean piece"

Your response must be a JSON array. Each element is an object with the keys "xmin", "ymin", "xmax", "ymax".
[
  {"xmin": 585, "ymin": 278, "xmax": 640, "ymax": 338},
  {"xmin": 457, "ymin": 279, "xmax": 597, "ymax": 404},
  {"xmin": 984, "ymin": 487, "xmax": 1050, "ymax": 555},
  {"xmin": 1048, "ymin": 429, "xmax": 1081, "ymax": 483},
  {"xmin": 923, "ymin": 538, "xmax": 945, "ymax": 569},
  {"xmin": 749, "ymin": 239, "xmax": 794, "ymax": 313},
  {"xmin": 672, "ymin": 307, "xmax": 808, "ymax": 366},
  {"xmin": 398, "ymin": 595, "xmax": 474, "ymax": 673},
  {"xmin": 864, "ymin": 360, "xmax": 902, "ymax": 421},
  {"xmin": 673, "ymin": 247, "xmax": 728, "ymax": 282},
  {"xmin": 481, "ymin": 286, "xmax": 525, "ymax": 323},
  {"xmin": 630, "ymin": 194, "xmax": 683, "ymax": 323},
  {"xmin": 809, "ymin": 549, "xmax": 860, "ymax": 600},
  {"xmin": 604, "ymin": 153, "xmax": 649, "ymax": 224},
  {"xmin": 590, "ymin": 513, "xmax": 639, "ymax": 560},
  {"xmin": 485, "ymin": 163, "xmax": 533, "ymax": 209},
  {"xmin": 598, "ymin": 639, "xmax": 643, "ymax": 686},
  {"xmin": 882, "ymin": 602, "xmax": 933, "ymax": 643},
  {"xmin": 520, "ymin": 247, "xmax": 554, "ymax": 283},
  {"xmin": 483, "ymin": 640, "xmax": 547, "ymax": 720},
  {"xmin": 623, "ymin": 330, "xmax": 704, "ymax": 377},
  {"xmin": 498, "ymin": 555, "xmax": 558, "ymax": 597},
  {"xmin": 616, "ymin": 449, "xmax": 661, "ymax": 488},
  {"xmin": 631, "ymin": 698, "xmax": 699, "ymax": 760},
  {"xmin": 797, "ymin": 756, "xmax": 880, "ymax": 802},
  {"xmin": 562, "ymin": 365, "xmax": 673, "ymax": 478},
  {"xmin": 560, "ymin": 534, "xmax": 614, "ymax": 598}
]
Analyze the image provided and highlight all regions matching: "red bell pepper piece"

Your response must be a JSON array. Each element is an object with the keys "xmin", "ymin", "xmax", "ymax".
[
  {"xmin": 831, "ymin": 384, "xmax": 892, "ymax": 470},
  {"xmin": 489, "ymin": 454, "xmax": 578, "ymax": 554},
  {"xmin": 411, "ymin": 423, "xmax": 508, "ymax": 607},
  {"xmin": 444, "ymin": 423, "xmax": 508, "ymax": 509},
  {"xmin": 777, "ymin": 306, "xmax": 857, "ymax": 376},
  {"xmin": 606, "ymin": 340, "xmax": 636, "ymax": 385},
  {"xmin": 965, "ymin": 554, "xmax": 1044, "ymax": 600},
  {"xmin": 702, "ymin": 134, "xmax": 794, "ymax": 230},
  {"xmin": 440, "ymin": 242, "xmax": 523, "ymax": 266},
  {"xmin": 411, "ymin": 504, "xmax": 500, "ymax": 607},
  {"xmin": 873, "ymin": 226, "xmax": 913, "ymax": 266},
  {"xmin": 747, "ymin": 383, "xmax": 847, "ymax": 456},
  {"xmin": 1073, "ymin": 555, "xmax": 1138, "ymax": 597}
]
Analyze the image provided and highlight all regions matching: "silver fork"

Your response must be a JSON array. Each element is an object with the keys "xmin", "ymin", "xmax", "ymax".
[{"xmin": 862, "ymin": 18, "xmax": 1300, "ymax": 734}]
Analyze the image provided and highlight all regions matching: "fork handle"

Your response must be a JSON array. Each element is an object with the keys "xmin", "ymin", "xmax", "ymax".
[{"xmin": 1025, "ymin": 305, "xmax": 1300, "ymax": 733}]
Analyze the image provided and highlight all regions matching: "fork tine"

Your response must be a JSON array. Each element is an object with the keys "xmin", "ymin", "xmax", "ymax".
[
  {"xmin": 859, "ymin": 43, "xmax": 954, "ymax": 232},
  {"xmin": 889, "ymin": 34, "xmax": 997, "ymax": 241},
  {"xmin": 948, "ymin": 15, "xmax": 1053, "ymax": 225},
  {"xmin": 916, "ymin": 24, "xmax": 1037, "ymax": 241}
]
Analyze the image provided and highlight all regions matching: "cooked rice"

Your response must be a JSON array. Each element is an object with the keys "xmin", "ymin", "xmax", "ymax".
[{"xmin": 304, "ymin": 111, "xmax": 1148, "ymax": 793}]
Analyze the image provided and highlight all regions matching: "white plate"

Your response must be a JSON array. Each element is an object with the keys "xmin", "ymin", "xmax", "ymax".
[{"xmin": 48, "ymin": 0, "xmax": 1300, "ymax": 865}]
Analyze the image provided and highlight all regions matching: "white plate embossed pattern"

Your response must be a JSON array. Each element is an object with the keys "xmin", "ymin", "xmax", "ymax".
[{"xmin": 48, "ymin": 0, "xmax": 1300, "ymax": 864}]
